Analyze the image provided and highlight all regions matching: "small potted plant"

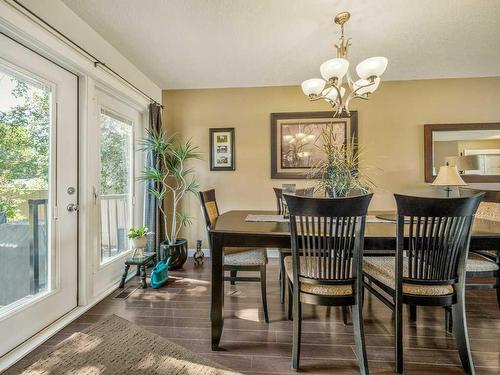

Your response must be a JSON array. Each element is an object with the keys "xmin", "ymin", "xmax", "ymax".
[
  {"xmin": 139, "ymin": 129, "xmax": 200, "ymax": 269},
  {"xmin": 128, "ymin": 226, "xmax": 152, "ymax": 257}
]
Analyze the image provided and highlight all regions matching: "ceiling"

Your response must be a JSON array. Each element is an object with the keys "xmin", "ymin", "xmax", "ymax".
[{"xmin": 61, "ymin": 0, "xmax": 500, "ymax": 90}]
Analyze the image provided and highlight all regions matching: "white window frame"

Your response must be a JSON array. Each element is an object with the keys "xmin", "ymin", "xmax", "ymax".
[
  {"xmin": 98, "ymin": 106, "xmax": 135, "ymax": 266},
  {"xmin": 89, "ymin": 84, "xmax": 146, "ymax": 296}
]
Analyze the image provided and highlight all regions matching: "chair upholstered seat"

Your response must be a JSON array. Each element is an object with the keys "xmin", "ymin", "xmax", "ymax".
[
  {"xmin": 466, "ymin": 258, "xmax": 499, "ymax": 272},
  {"xmin": 284, "ymin": 256, "xmax": 353, "ymax": 296},
  {"xmin": 225, "ymin": 249, "xmax": 267, "ymax": 266},
  {"xmin": 224, "ymin": 247, "xmax": 261, "ymax": 255},
  {"xmin": 363, "ymin": 256, "xmax": 454, "ymax": 296}
]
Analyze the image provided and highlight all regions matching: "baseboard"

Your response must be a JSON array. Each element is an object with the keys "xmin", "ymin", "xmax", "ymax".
[
  {"xmin": 187, "ymin": 248, "xmax": 280, "ymax": 258},
  {"xmin": 0, "ymin": 277, "xmax": 129, "ymax": 372}
]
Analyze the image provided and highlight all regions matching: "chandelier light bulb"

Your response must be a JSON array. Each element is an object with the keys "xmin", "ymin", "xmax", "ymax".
[
  {"xmin": 320, "ymin": 58, "xmax": 349, "ymax": 82},
  {"xmin": 356, "ymin": 57, "xmax": 388, "ymax": 80},
  {"xmin": 301, "ymin": 78, "xmax": 326, "ymax": 96}
]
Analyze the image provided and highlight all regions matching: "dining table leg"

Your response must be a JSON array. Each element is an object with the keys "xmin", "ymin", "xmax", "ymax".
[{"xmin": 211, "ymin": 233, "xmax": 224, "ymax": 350}]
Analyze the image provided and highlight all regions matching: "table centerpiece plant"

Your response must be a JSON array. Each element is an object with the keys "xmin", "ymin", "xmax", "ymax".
[
  {"xmin": 309, "ymin": 126, "xmax": 375, "ymax": 197},
  {"xmin": 139, "ymin": 128, "xmax": 200, "ymax": 269}
]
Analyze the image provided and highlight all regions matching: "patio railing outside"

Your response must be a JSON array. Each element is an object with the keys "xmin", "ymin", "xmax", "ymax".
[
  {"xmin": 0, "ymin": 198, "xmax": 48, "ymax": 309},
  {"xmin": 100, "ymin": 193, "xmax": 129, "ymax": 261},
  {"xmin": 28, "ymin": 199, "xmax": 48, "ymax": 295}
]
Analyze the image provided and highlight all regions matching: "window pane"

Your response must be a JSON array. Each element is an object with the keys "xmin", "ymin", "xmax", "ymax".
[
  {"xmin": 0, "ymin": 67, "xmax": 51, "ymax": 312},
  {"xmin": 100, "ymin": 110, "xmax": 132, "ymax": 262}
]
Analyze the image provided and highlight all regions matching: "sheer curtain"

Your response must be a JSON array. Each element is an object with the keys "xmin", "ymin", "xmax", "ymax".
[{"xmin": 144, "ymin": 103, "xmax": 164, "ymax": 254}]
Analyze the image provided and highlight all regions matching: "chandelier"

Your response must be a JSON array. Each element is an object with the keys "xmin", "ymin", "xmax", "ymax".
[{"xmin": 301, "ymin": 12, "xmax": 388, "ymax": 117}]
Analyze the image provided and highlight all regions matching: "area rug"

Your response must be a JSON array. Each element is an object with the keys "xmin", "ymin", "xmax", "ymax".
[{"xmin": 8, "ymin": 315, "xmax": 241, "ymax": 375}]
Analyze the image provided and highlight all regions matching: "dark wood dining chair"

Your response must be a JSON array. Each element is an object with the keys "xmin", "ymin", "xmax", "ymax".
[
  {"xmin": 459, "ymin": 187, "xmax": 500, "ymax": 309},
  {"xmin": 284, "ymin": 193, "xmax": 373, "ymax": 372},
  {"xmin": 199, "ymin": 189, "xmax": 269, "ymax": 323},
  {"xmin": 273, "ymin": 187, "xmax": 314, "ymax": 305},
  {"xmin": 363, "ymin": 193, "xmax": 483, "ymax": 374}
]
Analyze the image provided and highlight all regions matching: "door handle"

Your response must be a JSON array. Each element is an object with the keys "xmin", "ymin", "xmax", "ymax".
[
  {"xmin": 67, "ymin": 203, "xmax": 79, "ymax": 212},
  {"xmin": 92, "ymin": 186, "xmax": 99, "ymax": 205}
]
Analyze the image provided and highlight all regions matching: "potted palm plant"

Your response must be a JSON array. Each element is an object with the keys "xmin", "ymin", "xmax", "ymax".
[
  {"xmin": 139, "ymin": 129, "xmax": 200, "ymax": 269},
  {"xmin": 309, "ymin": 127, "xmax": 375, "ymax": 197}
]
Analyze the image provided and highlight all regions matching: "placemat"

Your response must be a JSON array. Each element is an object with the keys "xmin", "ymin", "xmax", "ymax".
[{"xmin": 245, "ymin": 214, "xmax": 393, "ymax": 223}]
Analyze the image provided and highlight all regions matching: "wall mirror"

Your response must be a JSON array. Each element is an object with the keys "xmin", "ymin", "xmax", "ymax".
[{"xmin": 424, "ymin": 123, "xmax": 500, "ymax": 183}]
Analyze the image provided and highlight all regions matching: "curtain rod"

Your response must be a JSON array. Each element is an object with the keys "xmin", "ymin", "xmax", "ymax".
[{"xmin": 9, "ymin": 0, "xmax": 163, "ymax": 108}]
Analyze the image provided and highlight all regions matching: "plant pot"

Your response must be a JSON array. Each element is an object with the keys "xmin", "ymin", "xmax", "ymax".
[
  {"xmin": 326, "ymin": 188, "xmax": 337, "ymax": 198},
  {"xmin": 160, "ymin": 238, "xmax": 188, "ymax": 270},
  {"xmin": 132, "ymin": 236, "xmax": 148, "ymax": 250}
]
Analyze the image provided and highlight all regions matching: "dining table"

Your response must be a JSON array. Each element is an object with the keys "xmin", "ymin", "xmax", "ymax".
[{"xmin": 208, "ymin": 205, "xmax": 500, "ymax": 350}]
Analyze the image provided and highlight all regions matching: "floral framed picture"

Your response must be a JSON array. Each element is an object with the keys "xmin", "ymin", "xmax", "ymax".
[
  {"xmin": 270, "ymin": 111, "xmax": 358, "ymax": 179},
  {"xmin": 210, "ymin": 128, "xmax": 235, "ymax": 171}
]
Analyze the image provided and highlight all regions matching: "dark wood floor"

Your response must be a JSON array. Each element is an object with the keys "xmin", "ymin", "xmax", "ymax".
[{"xmin": 12, "ymin": 258, "xmax": 500, "ymax": 374}]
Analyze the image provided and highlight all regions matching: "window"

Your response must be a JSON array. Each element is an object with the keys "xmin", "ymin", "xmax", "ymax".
[
  {"xmin": 99, "ymin": 109, "xmax": 133, "ymax": 262},
  {"xmin": 0, "ymin": 66, "xmax": 51, "ymax": 310}
]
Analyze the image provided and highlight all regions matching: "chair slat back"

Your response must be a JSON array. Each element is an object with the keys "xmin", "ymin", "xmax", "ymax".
[
  {"xmin": 285, "ymin": 194, "xmax": 372, "ymax": 285},
  {"xmin": 273, "ymin": 187, "xmax": 315, "ymax": 214},
  {"xmin": 198, "ymin": 189, "xmax": 219, "ymax": 231},
  {"xmin": 394, "ymin": 193, "xmax": 483, "ymax": 285}
]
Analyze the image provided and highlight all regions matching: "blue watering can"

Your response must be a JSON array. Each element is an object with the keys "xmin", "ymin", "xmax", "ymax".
[{"xmin": 150, "ymin": 257, "xmax": 170, "ymax": 289}]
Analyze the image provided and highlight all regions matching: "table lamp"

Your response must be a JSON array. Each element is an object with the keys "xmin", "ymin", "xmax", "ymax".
[{"xmin": 432, "ymin": 165, "xmax": 467, "ymax": 197}]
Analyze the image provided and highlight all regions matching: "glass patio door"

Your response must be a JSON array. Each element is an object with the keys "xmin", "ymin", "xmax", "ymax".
[
  {"xmin": 99, "ymin": 108, "xmax": 133, "ymax": 263},
  {"xmin": 0, "ymin": 34, "xmax": 78, "ymax": 356}
]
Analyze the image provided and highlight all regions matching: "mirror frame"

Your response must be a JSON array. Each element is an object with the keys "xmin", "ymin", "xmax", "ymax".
[{"xmin": 424, "ymin": 123, "xmax": 500, "ymax": 183}]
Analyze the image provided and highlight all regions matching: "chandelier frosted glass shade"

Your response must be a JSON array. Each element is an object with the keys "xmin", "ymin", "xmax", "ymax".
[
  {"xmin": 320, "ymin": 58, "xmax": 349, "ymax": 82},
  {"xmin": 355, "ymin": 57, "xmax": 388, "ymax": 80},
  {"xmin": 301, "ymin": 78, "xmax": 326, "ymax": 96},
  {"xmin": 353, "ymin": 78, "xmax": 380, "ymax": 95},
  {"xmin": 322, "ymin": 86, "xmax": 346, "ymax": 102}
]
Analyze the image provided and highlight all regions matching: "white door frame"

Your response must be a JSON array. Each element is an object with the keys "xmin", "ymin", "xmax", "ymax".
[{"xmin": 0, "ymin": 32, "xmax": 78, "ymax": 357}]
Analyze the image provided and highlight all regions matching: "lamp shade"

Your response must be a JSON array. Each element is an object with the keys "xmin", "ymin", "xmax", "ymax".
[
  {"xmin": 432, "ymin": 165, "xmax": 467, "ymax": 187},
  {"xmin": 353, "ymin": 78, "xmax": 380, "ymax": 95},
  {"xmin": 320, "ymin": 58, "xmax": 349, "ymax": 82},
  {"xmin": 301, "ymin": 78, "xmax": 326, "ymax": 96},
  {"xmin": 444, "ymin": 155, "xmax": 481, "ymax": 172},
  {"xmin": 322, "ymin": 86, "xmax": 346, "ymax": 102},
  {"xmin": 356, "ymin": 57, "xmax": 388, "ymax": 79}
]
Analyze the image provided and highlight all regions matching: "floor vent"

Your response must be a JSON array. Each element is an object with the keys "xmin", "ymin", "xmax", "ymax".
[{"xmin": 114, "ymin": 286, "xmax": 138, "ymax": 300}]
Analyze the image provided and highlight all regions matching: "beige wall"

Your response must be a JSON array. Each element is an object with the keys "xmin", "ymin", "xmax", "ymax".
[{"xmin": 163, "ymin": 77, "xmax": 500, "ymax": 247}]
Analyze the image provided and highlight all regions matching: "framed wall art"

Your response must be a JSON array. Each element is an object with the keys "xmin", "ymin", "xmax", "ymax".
[
  {"xmin": 209, "ymin": 127, "xmax": 235, "ymax": 171},
  {"xmin": 271, "ymin": 111, "xmax": 358, "ymax": 179}
]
